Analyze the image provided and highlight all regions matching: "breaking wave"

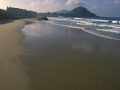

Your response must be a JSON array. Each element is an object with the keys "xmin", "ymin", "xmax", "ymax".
[{"xmin": 47, "ymin": 17, "xmax": 120, "ymax": 41}]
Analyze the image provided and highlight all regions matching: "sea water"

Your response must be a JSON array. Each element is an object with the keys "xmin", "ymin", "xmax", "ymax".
[{"xmin": 48, "ymin": 17, "xmax": 120, "ymax": 40}]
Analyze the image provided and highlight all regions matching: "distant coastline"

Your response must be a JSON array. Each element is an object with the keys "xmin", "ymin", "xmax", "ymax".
[{"xmin": 38, "ymin": 6, "xmax": 98, "ymax": 17}]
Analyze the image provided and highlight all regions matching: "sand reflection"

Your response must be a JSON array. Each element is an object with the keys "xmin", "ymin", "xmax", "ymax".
[{"xmin": 23, "ymin": 22, "xmax": 55, "ymax": 38}]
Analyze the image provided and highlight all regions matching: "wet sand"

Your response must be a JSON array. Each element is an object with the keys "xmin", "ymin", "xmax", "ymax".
[
  {"xmin": 22, "ymin": 21, "xmax": 120, "ymax": 90},
  {"xmin": 0, "ymin": 19, "xmax": 30, "ymax": 90}
]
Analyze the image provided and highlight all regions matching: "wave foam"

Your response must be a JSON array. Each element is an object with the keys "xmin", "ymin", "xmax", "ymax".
[
  {"xmin": 112, "ymin": 21, "xmax": 119, "ymax": 23},
  {"xmin": 48, "ymin": 21, "xmax": 120, "ymax": 41},
  {"xmin": 74, "ymin": 18, "xmax": 84, "ymax": 20},
  {"xmin": 96, "ymin": 29, "xmax": 120, "ymax": 33},
  {"xmin": 85, "ymin": 19, "xmax": 109, "ymax": 22}
]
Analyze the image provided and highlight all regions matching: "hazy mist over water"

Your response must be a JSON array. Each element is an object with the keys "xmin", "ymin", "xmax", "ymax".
[{"xmin": 21, "ymin": 20, "xmax": 120, "ymax": 90}]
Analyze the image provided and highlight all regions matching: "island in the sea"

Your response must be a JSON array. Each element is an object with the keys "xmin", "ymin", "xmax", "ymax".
[{"xmin": 38, "ymin": 6, "xmax": 98, "ymax": 17}]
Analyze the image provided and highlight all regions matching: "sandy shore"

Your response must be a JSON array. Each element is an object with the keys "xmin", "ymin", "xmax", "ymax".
[
  {"xmin": 0, "ymin": 19, "xmax": 30, "ymax": 90},
  {"xmin": 0, "ymin": 19, "xmax": 120, "ymax": 90}
]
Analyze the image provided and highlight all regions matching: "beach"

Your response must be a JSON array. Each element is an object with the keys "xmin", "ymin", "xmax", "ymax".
[
  {"xmin": 22, "ymin": 21, "xmax": 120, "ymax": 90},
  {"xmin": 0, "ymin": 19, "xmax": 120, "ymax": 90},
  {"xmin": 0, "ymin": 19, "xmax": 30, "ymax": 90}
]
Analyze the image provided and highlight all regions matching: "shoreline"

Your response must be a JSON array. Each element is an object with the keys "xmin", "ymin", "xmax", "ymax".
[
  {"xmin": 0, "ymin": 19, "xmax": 32, "ymax": 90},
  {"xmin": 0, "ymin": 18, "xmax": 120, "ymax": 90}
]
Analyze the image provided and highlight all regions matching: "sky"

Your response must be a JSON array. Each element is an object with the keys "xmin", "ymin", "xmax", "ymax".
[{"xmin": 0, "ymin": 0, "xmax": 120, "ymax": 17}]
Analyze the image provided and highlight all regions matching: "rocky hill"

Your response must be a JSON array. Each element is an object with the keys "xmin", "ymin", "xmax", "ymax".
[
  {"xmin": 70, "ymin": 6, "xmax": 97, "ymax": 17},
  {"xmin": 38, "ymin": 6, "xmax": 98, "ymax": 17}
]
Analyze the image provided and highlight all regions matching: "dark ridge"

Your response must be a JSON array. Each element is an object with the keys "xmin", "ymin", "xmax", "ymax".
[
  {"xmin": 37, "ymin": 6, "xmax": 98, "ymax": 17},
  {"xmin": 70, "ymin": 6, "xmax": 97, "ymax": 17}
]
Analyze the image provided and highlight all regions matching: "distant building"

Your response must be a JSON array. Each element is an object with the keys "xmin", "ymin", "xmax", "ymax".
[
  {"xmin": 0, "ymin": 7, "xmax": 37, "ymax": 20},
  {"xmin": 0, "ymin": 9, "xmax": 4, "ymax": 18},
  {"xmin": 0, "ymin": 9, "xmax": 7, "ymax": 19},
  {"xmin": 7, "ymin": 7, "xmax": 37, "ymax": 17}
]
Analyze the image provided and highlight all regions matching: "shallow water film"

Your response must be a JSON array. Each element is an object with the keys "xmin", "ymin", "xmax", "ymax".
[{"xmin": 21, "ymin": 20, "xmax": 120, "ymax": 90}]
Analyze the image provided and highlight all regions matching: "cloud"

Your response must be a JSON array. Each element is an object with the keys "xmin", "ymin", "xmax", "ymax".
[
  {"xmin": 42, "ymin": 0, "xmax": 54, "ymax": 5},
  {"xmin": 41, "ymin": 0, "xmax": 61, "ymax": 12},
  {"xmin": 0, "ymin": 0, "xmax": 61, "ymax": 12},
  {"xmin": 65, "ymin": 0, "xmax": 85, "ymax": 6},
  {"xmin": 0, "ymin": 0, "xmax": 120, "ymax": 17},
  {"xmin": 89, "ymin": 0, "xmax": 120, "ymax": 17},
  {"xmin": 42, "ymin": 0, "xmax": 60, "ymax": 8},
  {"xmin": 91, "ymin": 5, "xmax": 98, "ymax": 9},
  {"xmin": 30, "ymin": 1, "xmax": 40, "ymax": 6},
  {"xmin": 28, "ymin": 0, "xmax": 61, "ymax": 12},
  {"xmin": 114, "ymin": 0, "xmax": 120, "ymax": 4}
]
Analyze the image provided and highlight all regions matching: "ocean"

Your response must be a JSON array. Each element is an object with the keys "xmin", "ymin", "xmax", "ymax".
[{"xmin": 48, "ymin": 17, "xmax": 120, "ymax": 40}]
